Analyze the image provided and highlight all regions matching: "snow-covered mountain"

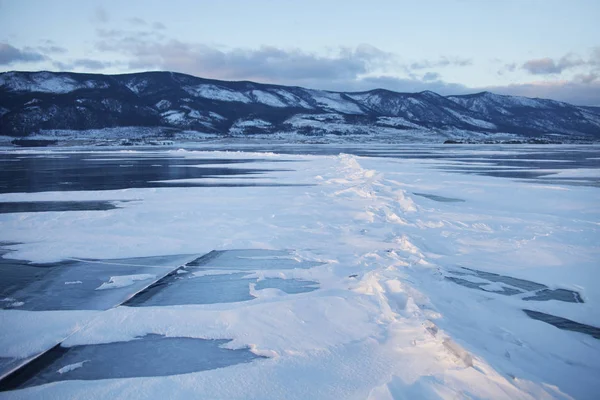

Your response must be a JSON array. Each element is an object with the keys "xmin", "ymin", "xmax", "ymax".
[{"xmin": 1, "ymin": 71, "xmax": 599, "ymax": 141}]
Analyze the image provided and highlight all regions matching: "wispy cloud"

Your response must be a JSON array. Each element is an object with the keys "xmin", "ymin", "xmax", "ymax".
[
  {"xmin": 409, "ymin": 56, "xmax": 472, "ymax": 70},
  {"xmin": 152, "ymin": 21, "xmax": 166, "ymax": 30},
  {"xmin": 33, "ymin": 45, "xmax": 68, "ymax": 54},
  {"xmin": 127, "ymin": 17, "xmax": 147, "ymax": 26},
  {"xmin": 53, "ymin": 58, "xmax": 114, "ymax": 70},
  {"xmin": 126, "ymin": 18, "xmax": 166, "ymax": 30},
  {"xmin": 91, "ymin": 6, "xmax": 109, "ymax": 24},
  {"xmin": 497, "ymin": 63, "xmax": 516, "ymax": 76},
  {"xmin": 422, "ymin": 72, "xmax": 441, "ymax": 81}
]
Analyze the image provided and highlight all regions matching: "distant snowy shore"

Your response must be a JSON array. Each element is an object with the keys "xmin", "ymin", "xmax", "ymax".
[{"xmin": 0, "ymin": 126, "xmax": 592, "ymax": 149}]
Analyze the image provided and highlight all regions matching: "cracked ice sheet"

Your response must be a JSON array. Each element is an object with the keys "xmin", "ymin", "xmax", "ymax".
[
  {"xmin": 0, "ymin": 148, "xmax": 599, "ymax": 399},
  {"xmin": 2, "ymin": 289, "xmax": 565, "ymax": 399},
  {"xmin": 0, "ymin": 310, "xmax": 100, "ymax": 362}
]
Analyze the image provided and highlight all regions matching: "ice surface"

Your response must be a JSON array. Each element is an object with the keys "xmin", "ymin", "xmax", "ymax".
[
  {"xmin": 95, "ymin": 274, "xmax": 156, "ymax": 290},
  {"xmin": 188, "ymin": 249, "xmax": 323, "ymax": 271},
  {"xmin": 0, "ymin": 145, "xmax": 598, "ymax": 399},
  {"xmin": 0, "ymin": 201, "xmax": 120, "ymax": 213},
  {"xmin": 254, "ymin": 278, "xmax": 318, "ymax": 294},
  {"xmin": 125, "ymin": 272, "xmax": 255, "ymax": 306},
  {"xmin": 125, "ymin": 250, "xmax": 320, "ymax": 307},
  {"xmin": 0, "ymin": 152, "xmax": 293, "ymax": 193},
  {"xmin": 412, "ymin": 192, "xmax": 465, "ymax": 203},
  {"xmin": 0, "ymin": 335, "xmax": 263, "ymax": 391},
  {"xmin": 523, "ymin": 310, "xmax": 600, "ymax": 339},
  {"xmin": 0, "ymin": 254, "xmax": 193, "ymax": 311}
]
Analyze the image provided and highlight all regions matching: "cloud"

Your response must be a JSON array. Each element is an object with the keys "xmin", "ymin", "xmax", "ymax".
[
  {"xmin": 409, "ymin": 56, "xmax": 472, "ymax": 70},
  {"xmin": 507, "ymin": 48, "xmax": 600, "ymax": 103},
  {"xmin": 33, "ymin": 40, "xmax": 67, "ymax": 55},
  {"xmin": 96, "ymin": 27, "xmax": 165, "ymax": 41},
  {"xmin": 422, "ymin": 72, "xmax": 441, "ymax": 81},
  {"xmin": 96, "ymin": 28, "xmax": 126, "ymax": 39},
  {"xmin": 497, "ymin": 63, "xmax": 516, "ymax": 76},
  {"xmin": 93, "ymin": 29, "xmax": 395, "ymax": 84},
  {"xmin": 36, "ymin": 45, "xmax": 68, "ymax": 54},
  {"xmin": 92, "ymin": 6, "xmax": 109, "ymax": 24},
  {"xmin": 125, "ymin": 18, "xmax": 166, "ymax": 31},
  {"xmin": 53, "ymin": 59, "xmax": 114, "ymax": 71},
  {"xmin": 592, "ymin": 46, "xmax": 600, "ymax": 64},
  {"xmin": 522, "ymin": 54, "xmax": 585, "ymax": 75},
  {"xmin": 574, "ymin": 72, "xmax": 598, "ymax": 84},
  {"xmin": 522, "ymin": 58, "xmax": 560, "ymax": 74},
  {"xmin": 481, "ymin": 80, "xmax": 600, "ymax": 106},
  {"xmin": 128, "ymin": 17, "xmax": 147, "ymax": 26},
  {"xmin": 0, "ymin": 43, "xmax": 46, "ymax": 65}
]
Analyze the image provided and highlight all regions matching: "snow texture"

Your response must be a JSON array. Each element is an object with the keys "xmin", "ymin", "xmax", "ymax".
[
  {"xmin": 0, "ymin": 145, "xmax": 598, "ymax": 399},
  {"xmin": 307, "ymin": 90, "xmax": 365, "ymax": 114},
  {"xmin": 183, "ymin": 84, "xmax": 251, "ymax": 103}
]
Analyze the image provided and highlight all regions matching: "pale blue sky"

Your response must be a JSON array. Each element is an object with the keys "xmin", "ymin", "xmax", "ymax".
[{"xmin": 1, "ymin": 0, "xmax": 599, "ymax": 104}]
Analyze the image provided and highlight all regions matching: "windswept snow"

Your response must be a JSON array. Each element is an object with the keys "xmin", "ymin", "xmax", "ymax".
[
  {"xmin": 154, "ymin": 100, "xmax": 172, "ymax": 111},
  {"xmin": 0, "ymin": 72, "xmax": 108, "ymax": 94},
  {"xmin": 273, "ymin": 89, "xmax": 313, "ymax": 109},
  {"xmin": 183, "ymin": 84, "xmax": 251, "ymax": 103},
  {"xmin": 307, "ymin": 90, "xmax": 365, "ymax": 114},
  {"xmin": 447, "ymin": 92, "xmax": 571, "ymax": 116},
  {"xmin": 376, "ymin": 116, "xmax": 422, "ymax": 129},
  {"xmin": 124, "ymin": 79, "xmax": 149, "ymax": 95},
  {"xmin": 209, "ymin": 112, "xmax": 225, "ymax": 120},
  {"xmin": 444, "ymin": 108, "xmax": 497, "ymax": 129},
  {"xmin": 229, "ymin": 118, "xmax": 273, "ymax": 135},
  {"xmin": 161, "ymin": 110, "xmax": 187, "ymax": 124},
  {"xmin": 249, "ymin": 90, "xmax": 288, "ymax": 108}
]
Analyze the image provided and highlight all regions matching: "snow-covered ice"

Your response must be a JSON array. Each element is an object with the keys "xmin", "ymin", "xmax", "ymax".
[
  {"xmin": 95, "ymin": 274, "xmax": 156, "ymax": 291},
  {"xmin": 0, "ymin": 144, "xmax": 598, "ymax": 399}
]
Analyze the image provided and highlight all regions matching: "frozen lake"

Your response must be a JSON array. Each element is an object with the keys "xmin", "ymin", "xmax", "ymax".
[
  {"xmin": 0, "ymin": 144, "xmax": 599, "ymax": 399},
  {"xmin": 1, "ymin": 145, "xmax": 598, "ymax": 195}
]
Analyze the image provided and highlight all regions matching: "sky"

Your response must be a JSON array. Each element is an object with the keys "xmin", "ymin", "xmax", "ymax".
[{"xmin": 1, "ymin": 0, "xmax": 599, "ymax": 105}]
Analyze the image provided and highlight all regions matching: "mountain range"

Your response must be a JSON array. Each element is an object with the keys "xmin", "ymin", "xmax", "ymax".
[{"xmin": 1, "ymin": 71, "xmax": 599, "ymax": 142}]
